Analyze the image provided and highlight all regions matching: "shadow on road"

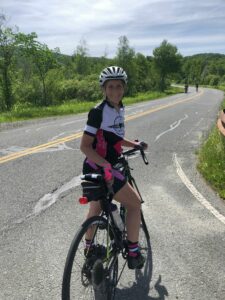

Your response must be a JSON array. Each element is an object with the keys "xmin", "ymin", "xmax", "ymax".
[
  {"xmin": 115, "ymin": 274, "xmax": 168, "ymax": 300},
  {"xmin": 115, "ymin": 237, "xmax": 169, "ymax": 299}
]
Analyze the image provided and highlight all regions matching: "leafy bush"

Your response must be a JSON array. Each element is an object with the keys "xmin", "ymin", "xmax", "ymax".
[
  {"xmin": 13, "ymin": 77, "xmax": 42, "ymax": 106},
  {"xmin": 210, "ymin": 75, "xmax": 220, "ymax": 86},
  {"xmin": 203, "ymin": 74, "xmax": 220, "ymax": 86},
  {"xmin": 57, "ymin": 79, "xmax": 79, "ymax": 101},
  {"xmin": 76, "ymin": 78, "xmax": 102, "ymax": 101},
  {"xmin": 219, "ymin": 75, "xmax": 225, "ymax": 85},
  {"xmin": 57, "ymin": 75, "xmax": 102, "ymax": 102}
]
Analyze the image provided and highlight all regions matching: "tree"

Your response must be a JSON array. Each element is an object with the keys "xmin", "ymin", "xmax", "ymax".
[
  {"xmin": 182, "ymin": 59, "xmax": 192, "ymax": 84},
  {"xmin": 73, "ymin": 39, "xmax": 89, "ymax": 75},
  {"xmin": 17, "ymin": 32, "xmax": 57, "ymax": 106},
  {"xmin": 0, "ymin": 15, "xmax": 18, "ymax": 111},
  {"xmin": 115, "ymin": 36, "xmax": 137, "ymax": 95},
  {"xmin": 153, "ymin": 40, "xmax": 182, "ymax": 91},
  {"xmin": 134, "ymin": 53, "xmax": 152, "ymax": 92}
]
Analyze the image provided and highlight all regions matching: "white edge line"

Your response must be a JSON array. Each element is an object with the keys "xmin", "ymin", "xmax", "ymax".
[{"xmin": 173, "ymin": 153, "xmax": 225, "ymax": 225}]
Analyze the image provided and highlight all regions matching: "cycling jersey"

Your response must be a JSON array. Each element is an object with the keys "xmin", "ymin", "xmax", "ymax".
[
  {"xmin": 84, "ymin": 99, "xmax": 125, "ymax": 165},
  {"xmin": 82, "ymin": 99, "xmax": 127, "ymax": 195}
]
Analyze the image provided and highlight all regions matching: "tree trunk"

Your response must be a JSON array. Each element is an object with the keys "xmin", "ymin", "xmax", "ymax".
[
  {"xmin": 42, "ymin": 77, "xmax": 47, "ymax": 106},
  {"xmin": 2, "ymin": 65, "xmax": 13, "ymax": 110},
  {"xmin": 159, "ymin": 75, "xmax": 166, "ymax": 92}
]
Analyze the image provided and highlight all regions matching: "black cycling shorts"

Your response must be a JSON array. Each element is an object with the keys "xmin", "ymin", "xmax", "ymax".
[{"xmin": 82, "ymin": 159, "xmax": 127, "ymax": 196}]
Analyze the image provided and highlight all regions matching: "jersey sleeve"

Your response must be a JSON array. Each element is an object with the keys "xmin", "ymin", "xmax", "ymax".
[{"xmin": 84, "ymin": 107, "xmax": 102, "ymax": 137}]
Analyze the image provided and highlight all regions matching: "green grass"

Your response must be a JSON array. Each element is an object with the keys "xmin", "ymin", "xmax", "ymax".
[
  {"xmin": 197, "ymin": 91, "xmax": 225, "ymax": 199},
  {"xmin": 0, "ymin": 101, "xmax": 97, "ymax": 123},
  {"xmin": 123, "ymin": 88, "xmax": 180, "ymax": 105},
  {"xmin": 0, "ymin": 87, "xmax": 182, "ymax": 123}
]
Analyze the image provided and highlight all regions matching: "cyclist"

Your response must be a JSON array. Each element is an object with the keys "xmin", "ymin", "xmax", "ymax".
[
  {"xmin": 80, "ymin": 66, "xmax": 148, "ymax": 269},
  {"xmin": 195, "ymin": 82, "xmax": 199, "ymax": 92}
]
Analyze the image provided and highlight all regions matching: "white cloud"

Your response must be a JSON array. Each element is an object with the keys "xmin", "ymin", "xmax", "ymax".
[{"xmin": 1, "ymin": 0, "xmax": 225, "ymax": 57}]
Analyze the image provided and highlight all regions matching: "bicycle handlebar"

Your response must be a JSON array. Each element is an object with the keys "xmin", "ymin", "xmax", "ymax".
[
  {"xmin": 122, "ymin": 146, "xmax": 149, "ymax": 165},
  {"xmin": 81, "ymin": 141, "xmax": 149, "ymax": 186}
]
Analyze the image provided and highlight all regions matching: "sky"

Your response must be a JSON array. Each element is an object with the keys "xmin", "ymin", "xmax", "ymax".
[{"xmin": 1, "ymin": 0, "xmax": 225, "ymax": 58}]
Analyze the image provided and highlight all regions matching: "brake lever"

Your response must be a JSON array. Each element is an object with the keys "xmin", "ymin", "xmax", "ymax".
[
  {"xmin": 140, "ymin": 149, "xmax": 149, "ymax": 165},
  {"xmin": 135, "ymin": 140, "xmax": 149, "ymax": 165}
]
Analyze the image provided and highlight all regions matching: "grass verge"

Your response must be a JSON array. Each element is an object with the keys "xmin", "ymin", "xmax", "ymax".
[
  {"xmin": 0, "ymin": 87, "xmax": 182, "ymax": 123},
  {"xmin": 197, "ymin": 86, "xmax": 225, "ymax": 199}
]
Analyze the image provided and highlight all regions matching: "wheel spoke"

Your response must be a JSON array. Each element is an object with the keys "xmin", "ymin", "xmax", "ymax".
[{"xmin": 62, "ymin": 216, "xmax": 116, "ymax": 300}]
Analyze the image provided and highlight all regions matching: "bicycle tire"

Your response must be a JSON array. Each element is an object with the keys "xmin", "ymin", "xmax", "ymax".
[
  {"xmin": 126, "ymin": 177, "xmax": 151, "ymax": 268},
  {"xmin": 141, "ymin": 210, "xmax": 150, "ymax": 241},
  {"xmin": 62, "ymin": 216, "xmax": 118, "ymax": 300}
]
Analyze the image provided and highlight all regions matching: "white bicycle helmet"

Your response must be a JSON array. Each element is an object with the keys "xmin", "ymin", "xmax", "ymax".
[{"xmin": 99, "ymin": 66, "xmax": 128, "ymax": 86}]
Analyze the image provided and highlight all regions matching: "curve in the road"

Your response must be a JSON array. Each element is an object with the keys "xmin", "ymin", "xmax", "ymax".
[{"xmin": 0, "ymin": 89, "xmax": 204, "ymax": 165}]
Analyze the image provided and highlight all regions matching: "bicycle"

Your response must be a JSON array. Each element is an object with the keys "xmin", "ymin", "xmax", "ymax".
[{"xmin": 62, "ymin": 146, "xmax": 151, "ymax": 300}]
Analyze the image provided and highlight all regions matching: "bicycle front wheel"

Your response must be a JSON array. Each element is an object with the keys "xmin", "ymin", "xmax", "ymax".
[
  {"xmin": 138, "ymin": 211, "xmax": 152, "ymax": 275},
  {"xmin": 62, "ymin": 216, "xmax": 118, "ymax": 300}
]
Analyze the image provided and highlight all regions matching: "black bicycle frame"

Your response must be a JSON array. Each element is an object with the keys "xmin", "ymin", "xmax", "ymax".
[{"xmin": 83, "ymin": 147, "xmax": 149, "ymax": 269}]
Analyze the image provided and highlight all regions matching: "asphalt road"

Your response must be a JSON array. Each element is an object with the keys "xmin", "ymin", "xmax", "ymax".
[{"xmin": 0, "ymin": 87, "xmax": 225, "ymax": 300}]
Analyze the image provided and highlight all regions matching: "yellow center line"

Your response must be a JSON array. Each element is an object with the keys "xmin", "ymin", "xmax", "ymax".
[
  {"xmin": 0, "ymin": 132, "xmax": 83, "ymax": 164},
  {"xmin": 125, "ymin": 89, "xmax": 203, "ymax": 121},
  {"xmin": 0, "ymin": 90, "xmax": 203, "ymax": 165}
]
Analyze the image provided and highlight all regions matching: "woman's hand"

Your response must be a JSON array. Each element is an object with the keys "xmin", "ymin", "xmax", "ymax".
[
  {"xmin": 134, "ymin": 141, "xmax": 148, "ymax": 150},
  {"xmin": 102, "ymin": 163, "xmax": 114, "ymax": 186}
]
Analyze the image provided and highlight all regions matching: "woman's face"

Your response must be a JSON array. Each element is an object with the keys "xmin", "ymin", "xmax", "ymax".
[{"xmin": 103, "ymin": 80, "xmax": 125, "ymax": 105}]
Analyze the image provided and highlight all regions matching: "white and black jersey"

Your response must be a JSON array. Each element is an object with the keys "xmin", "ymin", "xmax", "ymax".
[{"xmin": 84, "ymin": 100, "xmax": 125, "ymax": 165}]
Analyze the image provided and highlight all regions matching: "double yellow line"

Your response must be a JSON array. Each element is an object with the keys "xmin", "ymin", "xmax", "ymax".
[
  {"xmin": 0, "ymin": 132, "xmax": 82, "ymax": 164},
  {"xmin": 0, "ymin": 91, "xmax": 203, "ymax": 165}
]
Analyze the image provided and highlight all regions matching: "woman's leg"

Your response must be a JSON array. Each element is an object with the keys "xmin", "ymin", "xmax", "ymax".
[
  {"xmin": 113, "ymin": 182, "xmax": 141, "ymax": 243},
  {"xmin": 114, "ymin": 182, "xmax": 145, "ymax": 268},
  {"xmin": 85, "ymin": 200, "xmax": 102, "ymax": 241},
  {"xmin": 86, "ymin": 200, "xmax": 102, "ymax": 219}
]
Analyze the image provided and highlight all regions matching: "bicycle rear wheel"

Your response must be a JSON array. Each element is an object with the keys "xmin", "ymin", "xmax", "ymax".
[{"xmin": 62, "ymin": 216, "xmax": 118, "ymax": 300}]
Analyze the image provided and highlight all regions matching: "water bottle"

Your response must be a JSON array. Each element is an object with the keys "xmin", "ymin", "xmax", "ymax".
[{"xmin": 110, "ymin": 203, "xmax": 124, "ymax": 231}]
